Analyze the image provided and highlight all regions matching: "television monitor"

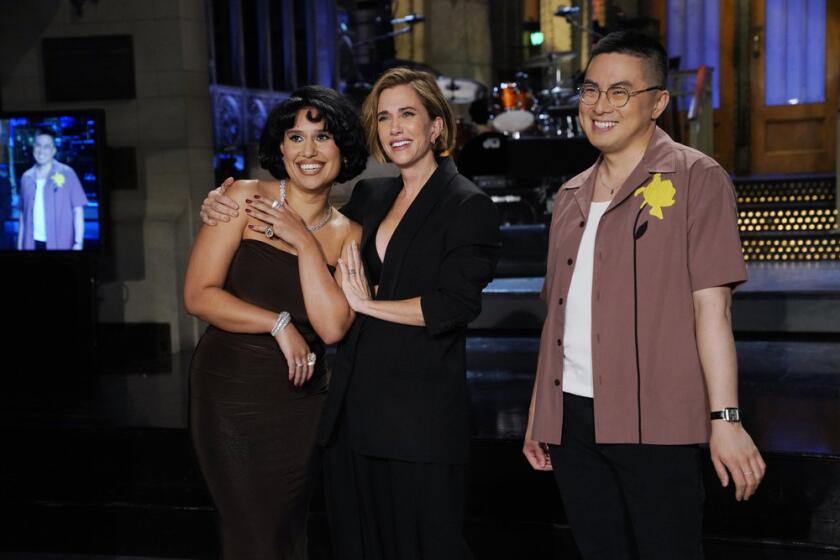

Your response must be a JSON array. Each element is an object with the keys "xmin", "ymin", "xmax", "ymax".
[{"xmin": 0, "ymin": 110, "xmax": 106, "ymax": 252}]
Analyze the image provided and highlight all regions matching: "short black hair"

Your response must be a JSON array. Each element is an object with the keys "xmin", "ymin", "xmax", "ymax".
[
  {"xmin": 258, "ymin": 85, "xmax": 368, "ymax": 183},
  {"xmin": 33, "ymin": 128, "xmax": 57, "ymax": 143},
  {"xmin": 588, "ymin": 30, "xmax": 668, "ymax": 88}
]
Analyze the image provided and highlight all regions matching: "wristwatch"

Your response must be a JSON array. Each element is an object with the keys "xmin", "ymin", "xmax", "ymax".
[{"xmin": 710, "ymin": 407, "xmax": 741, "ymax": 422}]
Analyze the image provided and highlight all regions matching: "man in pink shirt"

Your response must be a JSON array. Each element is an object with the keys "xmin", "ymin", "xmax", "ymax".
[
  {"xmin": 523, "ymin": 31, "xmax": 765, "ymax": 559},
  {"xmin": 17, "ymin": 129, "xmax": 88, "ymax": 251}
]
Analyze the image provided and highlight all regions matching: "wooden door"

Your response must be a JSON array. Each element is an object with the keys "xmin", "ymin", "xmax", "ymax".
[
  {"xmin": 652, "ymin": 0, "xmax": 737, "ymax": 172},
  {"xmin": 750, "ymin": 0, "xmax": 839, "ymax": 174}
]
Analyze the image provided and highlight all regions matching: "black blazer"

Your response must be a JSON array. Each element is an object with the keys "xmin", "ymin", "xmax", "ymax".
[{"xmin": 318, "ymin": 157, "xmax": 501, "ymax": 464}]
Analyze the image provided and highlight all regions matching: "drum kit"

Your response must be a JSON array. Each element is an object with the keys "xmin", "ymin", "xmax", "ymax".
[
  {"xmin": 437, "ymin": 50, "xmax": 583, "ymax": 143},
  {"xmin": 338, "ymin": 9, "xmax": 584, "ymax": 141}
]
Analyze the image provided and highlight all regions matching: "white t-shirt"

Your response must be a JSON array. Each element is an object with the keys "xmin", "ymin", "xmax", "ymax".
[
  {"xmin": 34, "ymin": 178, "xmax": 47, "ymax": 242},
  {"xmin": 562, "ymin": 200, "xmax": 610, "ymax": 398}
]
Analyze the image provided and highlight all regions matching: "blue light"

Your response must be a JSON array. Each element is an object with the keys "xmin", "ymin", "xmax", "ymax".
[
  {"xmin": 765, "ymin": 0, "xmax": 825, "ymax": 106},
  {"xmin": 667, "ymin": 0, "xmax": 721, "ymax": 109}
]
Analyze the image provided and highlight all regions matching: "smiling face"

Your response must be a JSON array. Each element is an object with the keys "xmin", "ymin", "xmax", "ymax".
[
  {"xmin": 376, "ymin": 84, "xmax": 443, "ymax": 169},
  {"xmin": 32, "ymin": 134, "xmax": 57, "ymax": 166},
  {"xmin": 579, "ymin": 52, "xmax": 669, "ymax": 156},
  {"xmin": 280, "ymin": 108, "xmax": 341, "ymax": 192}
]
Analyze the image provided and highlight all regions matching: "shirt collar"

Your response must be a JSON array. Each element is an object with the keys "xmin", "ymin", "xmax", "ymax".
[{"xmin": 562, "ymin": 126, "xmax": 676, "ymax": 192}]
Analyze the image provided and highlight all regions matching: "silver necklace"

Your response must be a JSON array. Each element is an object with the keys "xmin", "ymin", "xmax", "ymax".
[
  {"xmin": 599, "ymin": 176, "xmax": 617, "ymax": 197},
  {"xmin": 279, "ymin": 179, "xmax": 333, "ymax": 232}
]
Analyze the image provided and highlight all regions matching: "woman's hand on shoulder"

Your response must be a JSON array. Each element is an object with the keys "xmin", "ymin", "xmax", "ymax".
[{"xmin": 200, "ymin": 177, "xmax": 240, "ymax": 226}]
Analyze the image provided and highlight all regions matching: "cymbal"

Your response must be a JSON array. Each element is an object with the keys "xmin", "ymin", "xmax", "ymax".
[{"xmin": 523, "ymin": 51, "xmax": 578, "ymax": 68}]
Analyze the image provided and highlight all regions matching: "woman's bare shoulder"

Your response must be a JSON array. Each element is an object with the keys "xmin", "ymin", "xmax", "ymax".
[
  {"xmin": 226, "ymin": 179, "xmax": 258, "ymax": 203},
  {"xmin": 227, "ymin": 179, "xmax": 281, "ymax": 204},
  {"xmin": 332, "ymin": 210, "xmax": 362, "ymax": 242}
]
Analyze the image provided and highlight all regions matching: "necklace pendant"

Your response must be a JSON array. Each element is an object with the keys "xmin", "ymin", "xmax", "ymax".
[{"xmin": 279, "ymin": 179, "xmax": 332, "ymax": 232}]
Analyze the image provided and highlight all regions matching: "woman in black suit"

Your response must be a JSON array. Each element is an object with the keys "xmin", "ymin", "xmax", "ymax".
[
  {"xmin": 199, "ymin": 68, "xmax": 500, "ymax": 559},
  {"xmin": 321, "ymin": 67, "xmax": 500, "ymax": 560}
]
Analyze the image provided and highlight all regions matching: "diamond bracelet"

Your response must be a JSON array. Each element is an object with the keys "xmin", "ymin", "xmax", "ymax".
[{"xmin": 270, "ymin": 311, "xmax": 291, "ymax": 337}]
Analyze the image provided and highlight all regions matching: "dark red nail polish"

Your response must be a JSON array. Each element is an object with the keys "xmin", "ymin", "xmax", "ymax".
[
  {"xmin": 245, "ymin": 199, "xmax": 252, "ymax": 203},
  {"xmin": 254, "ymin": 194, "xmax": 261, "ymax": 199},
  {"xmin": 245, "ymin": 209, "xmax": 251, "ymax": 213}
]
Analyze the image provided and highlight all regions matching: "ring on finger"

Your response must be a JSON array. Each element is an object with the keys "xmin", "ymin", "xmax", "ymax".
[
  {"xmin": 265, "ymin": 226, "xmax": 274, "ymax": 239},
  {"xmin": 271, "ymin": 199, "xmax": 281, "ymax": 209},
  {"xmin": 295, "ymin": 362, "xmax": 305, "ymax": 368},
  {"xmin": 306, "ymin": 352, "xmax": 316, "ymax": 366}
]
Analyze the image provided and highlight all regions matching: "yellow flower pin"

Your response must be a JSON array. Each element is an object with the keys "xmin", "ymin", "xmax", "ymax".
[
  {"xmin": 51, "ymin": 172, "xmax": 65, "ymax": 188},
  {"xmin": 633, "ymin": 173, "xmax": 675, "ymax": 220}
]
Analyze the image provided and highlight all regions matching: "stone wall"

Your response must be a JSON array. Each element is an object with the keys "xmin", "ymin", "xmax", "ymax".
[{"xmin": 0, "ymin": 0, "xmax": 215, "ymax": 353}]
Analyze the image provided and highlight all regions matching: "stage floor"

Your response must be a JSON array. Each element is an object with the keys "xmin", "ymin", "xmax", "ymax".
[{"xmin": 55, "ymin": 336, "xmax": 840, "ymax": 458}]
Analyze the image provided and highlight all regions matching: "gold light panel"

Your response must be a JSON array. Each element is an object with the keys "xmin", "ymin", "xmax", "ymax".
[
  {"xmin": 734, "ymin": 177, "xmax": 838, "ymax": 260},
  {"xmin": 735, "ymin": 179, "xmax": 835, "ymax": 205},
  {"xmin": 737, "ymin": 209, "xmax": 839, "ymax": 232},
  {"xmin": 741, "ymin": 237, "xmax": 840, "ymax": 261}
]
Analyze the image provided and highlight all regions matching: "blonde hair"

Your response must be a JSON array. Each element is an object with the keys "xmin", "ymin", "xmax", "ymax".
[{"xmin": 361, "ymin": 67, "xmax": 456, "ymax": 163}]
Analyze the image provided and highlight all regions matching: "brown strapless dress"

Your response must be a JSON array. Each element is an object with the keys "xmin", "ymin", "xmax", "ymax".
[{"xmin": 190, "ymin": 239, "xmax": 330, "ymax": 559}]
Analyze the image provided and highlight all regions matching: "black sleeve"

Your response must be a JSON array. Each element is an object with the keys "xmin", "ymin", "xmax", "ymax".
[
  {"xmin": 420, "ymin": 193, "xmax": 501, "ymax": 336},
  {"xmin": 337, "ymin": 180, "xmax": 368, "ymax": 224}
]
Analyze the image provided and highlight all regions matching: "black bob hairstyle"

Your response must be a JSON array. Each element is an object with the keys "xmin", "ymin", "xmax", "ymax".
[{"xmin": 258, "ymin": 85, "xmax": 368, "ymax": 184}]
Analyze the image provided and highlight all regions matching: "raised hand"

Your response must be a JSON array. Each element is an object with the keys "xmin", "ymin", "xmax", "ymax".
[
  {"xmin": 337, "ymin": 240, "xmax": 372, "ymax": 313},
  {"xmin": 245, "ymin": 195, "xmax": 314, "ymax": 249}
]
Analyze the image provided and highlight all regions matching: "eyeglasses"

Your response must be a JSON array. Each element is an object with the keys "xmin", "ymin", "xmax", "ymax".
[{"xmin": 577, "ymin": 84, "xmax": 665, "ymax": 108}]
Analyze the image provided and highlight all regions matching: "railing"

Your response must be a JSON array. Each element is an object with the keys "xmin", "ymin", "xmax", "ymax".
[{"xmin": 669, "ymin": 66, "xmax": 714, "ymax": 157}]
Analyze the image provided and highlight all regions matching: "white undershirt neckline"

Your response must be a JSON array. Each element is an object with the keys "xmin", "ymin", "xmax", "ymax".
[
  {"xmin": 33, "ymin": 177, "xmax": 47, "ymax": 242},
  {"xmin": 562, "ymin": 200, "xmax": 610, "ymax": 398}
]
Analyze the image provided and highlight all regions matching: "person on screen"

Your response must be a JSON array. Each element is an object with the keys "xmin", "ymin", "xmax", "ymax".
[{"xmin": 17, "ymin": 128, "xmax": 88, "ymax": 251}]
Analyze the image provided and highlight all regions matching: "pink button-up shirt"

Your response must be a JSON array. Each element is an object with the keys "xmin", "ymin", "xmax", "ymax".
[{"xmin": 531, "ymin": 127, "xmax": 747, "ymax": 445}]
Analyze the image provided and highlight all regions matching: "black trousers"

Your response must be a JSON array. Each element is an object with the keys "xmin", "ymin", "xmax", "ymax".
[
  {"xmin": 549, "ymin": 393, "xmax": 705, "ymax": 560},
  {"xmin": 324, "ymin": 419, "xmax": 467, "ymax": 560}
]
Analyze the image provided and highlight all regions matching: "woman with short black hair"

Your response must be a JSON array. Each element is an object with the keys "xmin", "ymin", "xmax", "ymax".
[{"xmin": 184, "ymin": 85, "xmax": 367, "ymax": 559}]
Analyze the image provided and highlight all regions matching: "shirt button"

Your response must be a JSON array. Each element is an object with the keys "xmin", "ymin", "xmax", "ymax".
[
  {"xmin": 596, "ymin": 333, "xmax": 601, "ymax": 343},
  {"xmin": 567, "ymin": 258, "xmax": 573, "ymax": 265},
  {"xmin": 556, "ymin": 338, "xmax": 562, "ymax": 346},
  {"xmin": 579, "ymin": 220, "xmax": 585, "ymax": 228},
  {"xmin": 558, "ymin": 297, "xmax": 564, "ymax": 305},
  {"xmin": 554, "ymin": 379, "xmax": 560, "ymax": 386}
]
